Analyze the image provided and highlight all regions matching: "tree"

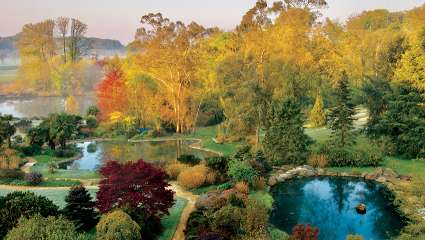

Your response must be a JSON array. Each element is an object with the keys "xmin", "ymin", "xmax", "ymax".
[
  {"xmin": 96, "ymin": 210, "xmax": 141, "ymax": 240},
  {"xmin": 65, "ymin": 95, "xmax": 79, "ymax": 114},
  {"xmin": 328, "ymin": 72, "xmax": 356, "ymax": 147},
  {"xmin": 56, "ymin": 17, "xmax": 70, "ymax": 63},
  {"xmin": 5, "ymin": 215, "xmax": 85, "ymax": 240},
  {"xmin": 372, "ymin": 83, "xmax": 425, "ymax": 158},
  {"xmin": 309, "ymin": 92, "xmax": 326, "ymax": 127},
  {"xmin": 86, "ymin": 106, "xmax": 100, "ymax": 117},
  {"xmin": 28, "ymin": 122, "xmax": 50, "ymax": 147},
  {"xmin": 0, "ymin": 191, "xmax": 59, "ymax": 239},
  {"xmin": 362, "ymin": 77, "xmax": 391, "ymax": 132},
  {"xmin": 96, "ymin": 159, "xmax": 174, "ymax": 219},
  {"xmin": 47, "ymin": 113, "xmax": 82, "ymax": 149},
  {"xmin": 0, "ymin": 115, "xmax": 16, "ymax": 147},
  {"xmin": 263, "ymin": 99, "xmax": 312, "ymax": 165},
  {"xmin": 69, "ymin": 19, "xmax": 88, "ymax": 63},
  {"xmin": 62, "ymin": 185, "xmax": 98, "ymax": 231}
]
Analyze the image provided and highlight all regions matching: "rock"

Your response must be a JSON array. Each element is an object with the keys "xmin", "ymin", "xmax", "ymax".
[
  {"xmin": 383, "ymin": 168, "xmax": 399, "ymax": 179},
  {"xmin": 356, "ymin": 203, "xmax": 367, "ymax": 214},
  {"xmin": 317, "ymin": 168, "xmax": 325, "ymax": 175},
  {"xmin": 340, "ymin": 172, "xmax": 350, "ymax": 177},
  {"xmin": 361, "ymin": 172, "xmax": 368, "ymax": 178},
  {"xmin": 268, "ymin": 176, "xmax": 278, "ymax": 186},
  {"xmin": 400, "ymin": 175, "xmax": 413, "ymax": 181},
  {"xmin": 376, "ymin": 177, "xmax": 387, "ymax": 183}
]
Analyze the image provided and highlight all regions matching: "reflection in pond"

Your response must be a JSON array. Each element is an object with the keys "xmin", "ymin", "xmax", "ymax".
[
  {"xmin": 270, "ymin": 177, "xmax": 404, "ymax": 240},
  {"xmin": 0, "ymin": 95, "xmax": 95, "ymax": 118},
  {"xmin": 61, "ymin": 140, "xmax": 215, "ymax": 171}
]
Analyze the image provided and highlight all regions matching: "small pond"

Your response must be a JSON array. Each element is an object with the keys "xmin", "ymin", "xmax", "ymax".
[
  {"xmin": 270, "ymin": 177, "xmax": 404, "ymax": 240},
  {"xmin": 60, "ymin": 140, "xmax": 215, "ymax": 171}
]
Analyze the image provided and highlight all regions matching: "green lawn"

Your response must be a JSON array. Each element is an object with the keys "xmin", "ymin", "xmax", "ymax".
[
  {"xmin": 159, "ymin": 197, "xmax": 188, "ymax": 240},
  {"xmin": 31, "ymin": 155, "xmax": 100, "ymax": 180}
]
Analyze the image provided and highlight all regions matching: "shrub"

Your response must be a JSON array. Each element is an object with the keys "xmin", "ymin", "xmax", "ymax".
[
  {"xmin": 234, "ymin": 181, "xmax": 249, "ymax": 195},
  {"xmin": 346, "ymin": 235, "xmax": 364, "ymax": 240},
  {"xmin": 0, "ymin": 169, "xmax": 24, "ymax": 180},
  {"xmin": 290, "ymin": 224, "xmax": 319, "ymax": 240},
  {"xmin": 227, "ymin": 160, "xmax": 257, "ymax": 185},
  {"xmin": 308, "ymin": 154, "xmax": 328, "ymax": 168},
  {"xmin": 5, "ymin": 215, "xmax": 85, "ymax": 240},
  {"xmin": 0, "ymin": 148, "xmax": 24, "ymax": 169},
  {"xmin": 269, "ymin": 227, "xmax": 290, "ymax": 240},
  {"xmin": 63, "ymin": 185, "xmax": 98, "ymax": 231},
  {"xmin": 96, "ymin": 210, "xmax": 141, "ymax": 240},
  {"xmin": 205, "ymin": 156, "xmax": 229, "ymax": 173},
  {"xmin": 252, "ymin": 176, "xmax": 267, "ymax": 191},
  {"xmin": 177, "ymin": 154, "xmax": 201, "ymax": 165},
  {"xmin": 185, "ymin": 210, "xmax": 210, "ymax": 240},
  {"xmin": 217, "ymin": 182, "xmax": 233, "ymax": 191},
  {"xmin": 211, "ymin": 204, "xmax": 243, "ymax": 236},
  {"xmin": 249, "ymin": 191, "xmax": 274, "ymax": 212},
  {"xmin": 87, "ymin": 143, "xmax": 97, "ymax": 153},
  {"xmin": 86, "ymin": 115, "xmax": 98, "ymax": 129},
  {"xmin": 198, "ymin": 231, "xmax": 227, "ymax": 240},
  {"xmin": 0, "ymin": 191, "xmax": 59, "ymax": 238},
  {"xmin": 318, "ymin": 143, "xmax": 383, "ymax": 167},
  {"xmin": 54, "ymin": 148, "xmax": 76, "ymax": 158},
  {"xmin": 24, "ymin": 172, "xmax": 43, "ymax": 185},
  {"xmin": 206, "ymin": 171, "xmax": 217, "ymax": 185},
  {"xmin": 19, "ymin": 145, "xmax": 42, "ymax": 156},
  {"xmin": 228, "ymin": 193, "xmax": 245, "ymax": 208},
  {"xmin": 177, "ymin": 165, "xmax": 210, "ymax": 189},
  {"xmin": 244, "ymin": 199, "xmax": 269, "ymax": 238},
  {"xmin": 165, "ymin": 162, "xmax": 190, "ymax": 179}
]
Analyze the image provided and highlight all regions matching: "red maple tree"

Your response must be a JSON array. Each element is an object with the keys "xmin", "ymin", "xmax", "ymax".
[
  {"xmin": 96, "ymin": 68, "xmax": 128, "ymax": 120},
  {"xmin": 96, "ymin": 159, "xmax": 175, "ymax": 218}
]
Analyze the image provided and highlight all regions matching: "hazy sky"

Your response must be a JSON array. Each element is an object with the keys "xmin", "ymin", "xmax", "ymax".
[{"xmin": 1, "ymin": 0, "xmax": 424, "ymax": 44}]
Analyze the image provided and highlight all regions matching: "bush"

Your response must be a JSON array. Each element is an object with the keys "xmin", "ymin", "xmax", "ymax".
[
  {"xmin": 177, "ymin": 154, "xmax": 201, "ymax": 165},
  {"xmin": 5, "ymin": 215, "xmax": 85, "ymax": 240},
  {"xmin": 211, "ymin": 204, "xmax": 243, "ymax": 235},
  {"xmin": 87, "ymin": 143, "xmax": 97, "ymax": 153},
  {"xmin": 0, "ymin": 191, "xmax": 59, "ymax": 238},
  {"xmin": 308, "ymin": 154, "xmax": 328, "ymax": 168},
  {"xmin": 234, "ymin": 181, "xmax": 249, "ymax": 195},
  {"xmin": 244, "ymin": 199, "xmax": 269, "ymax": 238},
  {"xmin": 96, "ymin": 210, "xmax": 141, "ymax": 240},
  {"xmin": 217, "ymin": 182, "xmax": 233, "ymax": 191},
  {"xmin": 54, "ymin": 148, "xmax": 77, "ymax": 158},
  {"xmin": 252, "ymin": 176, "xmax": 267, "ymax": 191},
  {"xmin": 227, "ymin": 160, "xmax": 257, "ymax": 185},
  {"xmin": 205, "ymin": 156, "xmax": 229, "ymax": 173},
  {"xmin": 269, "ymin": 227, "xmax": 290, "ymax": 240},
  {"xmin": 177, "ymin": 165, "xmax": 210, "ymax": 189},
  {"xmin": 318, "ymin": 144, "xmax": 383, "ymax": 167},
  {"xmin": 19, "ymin": 145, "xmax": 42, "ymax": 156},
  {"xmin": 165, "ymin": 162, "xmax": 190, "ymax": 179},
  {"xmin": 86, "ymin": 116, "xmax": 98, "ymax": 129},
  {"xmin": 0, "ymin": 169, "xmax": 24, "ymax": 180},
  {"xmin": 249, "ymin": 191, "xmax": 274, "ymax": 211},
  {"xmin": 185, "ymin": 210, "xmax": 210, "ymax": 240},
  {"xmin": 24, "ymin": 172, "xmax": 43, "ymax": 185},
  {"xmin": 291, "ymin": 224, "xmax": 319, "ymax": 240}
]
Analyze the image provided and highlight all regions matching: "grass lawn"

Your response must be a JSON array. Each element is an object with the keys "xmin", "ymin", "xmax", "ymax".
[
  {"xmin": 159, "ymin": 197, "xmax": 188, "ymax": 240},
  {"xmin": 0, "ymin": 188, "xmax": 98, "ymax": 209}
]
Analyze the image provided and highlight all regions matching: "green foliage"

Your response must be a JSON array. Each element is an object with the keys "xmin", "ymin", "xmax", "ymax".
[
  {"xmin": 96, "ymin": 210, "xmax": 141, "ymax": 240},
  {"xmin": 249, "ymin": 191, "xmax": 274, "ymax": 211},
  {"xmin": 0, "ymin": 191, "xmax": 59, "ymax": 238},
  {"xmin": 268, "ymin": 227, "xmax": 290, "ymax": 240},
  {"xmin": 86, "ymin": 106, "xmax": 100, "ymax": 117},
  {"xmin": 263, "ymin": 99, "xmax": 312, "ymax": 165},
  {"xmin": 177, "ymin": 154, "xmax": 201, "ymax": 165},
  {"xmin": 87, "ymin": 143, "xmax": 97, "ymax": 153},
  {"xmin": 0, "ymin": 114, "xmax": 16, "ymax": 147},
  {"xmin": 328, "ymin": 72, "xmax": 356, "ymax": 147},
  {"xmin": 211, "ymin": 204, "xmax": 243, "ymax": 235},
  {"xmin": 63, "ymin": 185, "xmax": 98, "ymax": 231},
  {"xmin": 86, "ymin": 116, "xmax": 98, "ymax": 129},
  {"xmin": 0, "ymin": 169, "xmax": 24, "ymax": 180},
  {"xmin": 370, "ymin": 83, "xmax": 425, "ymax": 158},
  {"xmin": 318, "ymin": 143, "xmax": 384, "ymax": 167},
  {"xmin": 309, "ymin": 93, "xmax": 327, "ymax": 127},
  {"xmin": 205, "ymin": 156, "xmax": 229, "ymax": 173},
  {"xmin": 227, "ymin": 160, "xmax": 257, "ymax": 185},
  {"xmin": 5, "ymin": 215, "xmax": 86, "ymax": 240},
  {"xmin": 244, "ymin": 199, "xmax": 269, "ymax": 238}
]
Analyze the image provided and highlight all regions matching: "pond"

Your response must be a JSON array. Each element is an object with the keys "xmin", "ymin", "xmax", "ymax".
[
  {"xmin": 60, "ymin": 140, "xmax": 216, "ymax": 171},
  {"xmin": 0, "ymin": 95, "xmax": 95, "ymax": 118},
  {"xmin": 270, "ymin": 177, "xmax": 404, "ymax": 240}
]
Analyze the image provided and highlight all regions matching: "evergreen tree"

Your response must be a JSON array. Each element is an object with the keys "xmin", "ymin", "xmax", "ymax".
[
  {"xmin": 263, "ymin": 99, "xmax": 312, "ymax": 165},
  {"xmin": 328, "ymin": 72, "xmax": 356, "ymax": 147},
  {"xmin": 309, "ymin": 92, "xmax": 326, "ymax": 127},
  {"xmin": 373, "ymin": 83, "xmax": 425, "ymax": 158},
  {"xmin": 62, "ymin": 185, "xmax": 98, "ymax": 231}
]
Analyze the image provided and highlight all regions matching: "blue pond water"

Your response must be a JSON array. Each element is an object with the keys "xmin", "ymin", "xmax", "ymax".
[{"xmin": 270, "ymin": 177, "xmax": 404, "ymax": 240}]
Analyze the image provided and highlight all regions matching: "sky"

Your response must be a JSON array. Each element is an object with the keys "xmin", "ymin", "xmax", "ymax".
[{"xmin": 1, "ymin": 0, "xmax": 424, "ymax": 44}]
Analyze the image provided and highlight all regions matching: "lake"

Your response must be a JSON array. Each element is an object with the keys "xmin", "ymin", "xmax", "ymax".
[
  {"xmin": 61, "ymin": 140, "xmax": 216, "ymax": 171},
  {"xmin": 270, "ymin": 177, "xmax": 404, "ymax": 240},
  {"xmin": 0, "ymin": 95, "xmax": 95, "ymax": 118}
]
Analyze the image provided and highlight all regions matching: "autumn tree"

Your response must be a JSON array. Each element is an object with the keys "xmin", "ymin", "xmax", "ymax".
[
  {"xmin": 65, "ymin": 95, "xmax": 78, "ymax": 114},
  {"xmin": 56, "ymin": 17, "xmax": 70, "ymax": 63},
  {"xmin": 69, "ymin": 19, "xmax": 88, "ymax": 63},
  {"xmin": 309, "ymin": 92, "xmax": 326, "ymax": 127},
  {"xmin": 96, "ymin": 159, "xmax": 174, "ymax": 220}
]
